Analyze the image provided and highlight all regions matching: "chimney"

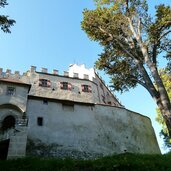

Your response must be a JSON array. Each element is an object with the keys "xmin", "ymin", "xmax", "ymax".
[
  {"xmin": 53, "ymin": 69, "xmax": 58, "ymax": 75},
  {"xmin": 41, "ymin": 68, "xmax": 48, "ymax": 73},
  {"xmin": 64, "ymin": 71, "xmax": 69, "ymax": 77},
  {"xmin": 14, "ymin": 71, "xmax": 20, "ymax": 78},
  {"xmin": 6, "ymin": 69, "xmax": 11, "ymax": 77},
  {"xmin": 30, "ymin": 66, "xmax": 36, "ymax": 73},
  {"xmin": 84, "ymin": 74, "xmax": 89, "ymax": 80},
  {"xmin": 73, "ymin": 73, "xmax": 78, "ymax": 78}
]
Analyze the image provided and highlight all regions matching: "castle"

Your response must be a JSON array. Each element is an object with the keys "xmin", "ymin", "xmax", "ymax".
[{"xmin": 0, "ymin": 64, "xmax": 160, "ymax": 159}]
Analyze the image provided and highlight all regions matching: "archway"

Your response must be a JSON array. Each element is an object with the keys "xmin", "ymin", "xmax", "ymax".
[{"xmin": 1, "ymin": 115, "xmax": 16, "ymax": 132}]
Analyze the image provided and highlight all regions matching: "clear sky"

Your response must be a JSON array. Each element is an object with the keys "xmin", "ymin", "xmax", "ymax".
[{"xmin": 1, "ymin": 0, "xmax": 171, "ymax": 153}]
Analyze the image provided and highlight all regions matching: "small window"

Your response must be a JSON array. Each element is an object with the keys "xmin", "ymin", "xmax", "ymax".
[
  {"xmin": 60, "ymin": 82, "xmax": 72, "ymax": 90},
  {"xmin": 108, "ymin": 101, "xmax": 111, "ymax": 105},
  {"xmin": 6, "ymin": 87, "xmax": 15, "ymax": 96},
  {"xmin": 39, "ymin": 79, "xmax": 51, "ymax": 87},
  {"xmin": 43, "ymin": 99, "xmax": 48, "ymax": 105},
  {"xmin": 37, "ymin": 117, "xmax": 43, "ymax": 126},
  {"xmin": 81, "ymin": 85, "xmax": 92, "ymax": 93}
]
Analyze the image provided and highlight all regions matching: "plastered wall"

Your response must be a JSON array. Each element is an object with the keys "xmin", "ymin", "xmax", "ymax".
[{"xmin": 26, "ymin": 99, "xmax": 160, "ymax": 158}]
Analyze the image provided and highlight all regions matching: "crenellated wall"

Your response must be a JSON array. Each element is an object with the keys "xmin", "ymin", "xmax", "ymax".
[{"xmin": 0, "ymin": 65, "xmax": 122, "ymax": 107}]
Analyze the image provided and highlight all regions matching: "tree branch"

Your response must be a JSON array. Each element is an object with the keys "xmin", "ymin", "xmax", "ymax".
[
  {"xmin": 157, "ymin": 30, "xmax": 171, "ymax": 43},
  {"xmin": 137, "ymin": 18, "xmax": 141, "ymax": 38},
  {"xmin": 152, "ymin": 44, "xmax": 157, "ymax": 64}
]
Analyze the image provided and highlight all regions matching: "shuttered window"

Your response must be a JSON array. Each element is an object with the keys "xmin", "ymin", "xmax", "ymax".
[
  {"xmin": 60, "ymin": 82, "xmax": 72, "ymax": 90},
  {"xmin": 39, "ymin": 79, "xmax": 51, "ymax": 87},
  {"xmin": 81, "ymin": 85, "xmax": 92, "ymax": 93}
]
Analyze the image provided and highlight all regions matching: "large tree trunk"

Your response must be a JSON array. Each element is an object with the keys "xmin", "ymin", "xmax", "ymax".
[
  {"xmin": 148, "ymin": 63, "xmax": 171, "ymax": 137},
  {"xmin": 127, "ymin": 16, "xmax": 171, "ymax": 136},
  {"xmin": 158, "ymin": 104, "xmax": 171, "ymax": 137}
]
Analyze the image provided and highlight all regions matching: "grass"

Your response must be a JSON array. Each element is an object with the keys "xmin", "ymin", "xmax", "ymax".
[{"xmin": 1, "ymin": 153, "xmax": 171, "ymax": 171}]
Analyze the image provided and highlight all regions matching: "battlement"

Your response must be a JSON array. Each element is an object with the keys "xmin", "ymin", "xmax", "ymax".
[
  {"xmin": 0, "ymin": 64, "xmax": 96, "ymax": 82},
  {"xmin": 0, "ymin": 68, "xmax": 22, "ymax": 79}
]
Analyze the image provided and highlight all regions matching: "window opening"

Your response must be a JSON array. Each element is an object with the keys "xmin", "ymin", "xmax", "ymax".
[
  {"xmin": 81, "ymin": 85, "xmax": 92, "ymax": 93},
  {"xmin": 6, "ymin": 87, "xmax": 15, "ymax": 96},
  {"xmin": 43, "ymin": 99, "xmax": 48, "ymax": 105},
  {"xmin": 39, "ymin": 79, "xmax": 51, "ymax": 87},
  {"xmin": 37, "ymin": 117, "xmax": 43, "ymax": 126},
  {"xmin": 60, "ymin": 82, "xmax": 72, "ymax": 90}
]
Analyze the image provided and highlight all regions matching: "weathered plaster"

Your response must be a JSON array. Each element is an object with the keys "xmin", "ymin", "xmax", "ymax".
[{"xmin": 27, "ymin": 99, "xmax": 160, "ymax": 158}]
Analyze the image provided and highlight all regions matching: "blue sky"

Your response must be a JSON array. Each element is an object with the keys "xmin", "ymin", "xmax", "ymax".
[{"xmin": 1, "ymin": 0, "xmax": 171, "ymax": 153}]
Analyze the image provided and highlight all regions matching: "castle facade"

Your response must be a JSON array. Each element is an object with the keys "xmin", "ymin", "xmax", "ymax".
[{"xmin": 0, "ymin": 64, "xmax": 160, "ymax": 159}]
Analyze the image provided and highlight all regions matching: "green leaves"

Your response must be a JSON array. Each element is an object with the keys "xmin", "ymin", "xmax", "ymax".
[
  {"xmin": 82, "ymin": 1, "xmax": 171, "ymax": 93},
  {"xmin": 0, "ymin": 0, "xmax": 8, "ymax": 8},
  {"xmin": 0, "ymin": 0, "xmax": 15, "ymax": 33},
  {"xmin": 0, "ymin": 15, "xmax": 15, "ymax": 33},
  {"xmin": 81, "ymin": 0, "xmax": 146, "ymax": 92},
  {"xmin": 148, "ymin": 5, "xmax": 171, "ymax": 63},
  {"xmin": 95, "ymin": 46, "xmax": 141, "ymax": 92}
]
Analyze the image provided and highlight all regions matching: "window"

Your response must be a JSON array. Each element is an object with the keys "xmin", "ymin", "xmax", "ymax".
[
  {"xmin": 43, "ymin": 99, "xmax": 48, "ymax": 105},
  {"xmin": 108, "ymin": 101, "xmax": 111, "ymax": 105},
  {"xmin": 6, "ymin": 87, "xmax": 15, "ymax": 96},
  {"xmin": 39, "ymin": 79, "xmax": 51, "ymax": 87},
  {"xmin": 81, "ymin": 85, "xmax": 92, "ymax": 93},
  {"xmin": 37, "ymin": 117, "xmax": 43, "ymax": 126},
  {"xmin": 60, "ymin": 82, "xmax": 72, "ymax": 90}
]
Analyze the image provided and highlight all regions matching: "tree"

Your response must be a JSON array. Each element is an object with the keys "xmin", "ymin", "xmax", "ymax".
[
  {"xmin": 0, "ymin": 0, "xmax": 15, "ymax": 33},
  {"xmin": 81, "ymin": 0, "xmax": 171, "ymax": 135},
  {"xmin": 156, "ymin": 69, "xmax": 171, "ymax": 150}
]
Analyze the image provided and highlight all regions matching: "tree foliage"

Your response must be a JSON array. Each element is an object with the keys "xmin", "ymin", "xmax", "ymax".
[
  {"xmin": 82, "ymin": 0, "xmax": 171, "ymax": 136},
  {"xmin": 0, "ymin": 0, "xmax": 15, "ymax": 33}
]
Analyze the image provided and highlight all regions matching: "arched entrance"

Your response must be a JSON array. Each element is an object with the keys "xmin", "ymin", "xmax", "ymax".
[
  {"xmin": 0, "ymin": 104, "xmax": 23, "ymax": 160},
  {"xmin": 1, "ymin": 115, "xmax": 16, "ymax": 132},
  {"xmin": 0, "ymin": 115, "xmax": 16, "ymax": 160}
]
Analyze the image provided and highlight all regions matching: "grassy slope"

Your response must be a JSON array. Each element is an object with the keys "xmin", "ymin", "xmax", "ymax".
[{"xmin": 0, "ymin": 153, "xmax": 171, "ymax": 171}]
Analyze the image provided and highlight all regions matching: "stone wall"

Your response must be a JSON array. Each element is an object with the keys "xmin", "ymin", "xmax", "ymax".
[
  {"xmin": 26, "ymin": 99, "xmax": 160, "ymax": 159},
  {"xmin": 7, "ymin": 126, "xmax": 28, "ymax": 159}
]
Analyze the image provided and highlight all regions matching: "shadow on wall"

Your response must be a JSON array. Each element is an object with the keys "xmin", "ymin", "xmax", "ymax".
[{"xmin": 0, "ymin": 139, "xmax": 10, "ymax": 160}]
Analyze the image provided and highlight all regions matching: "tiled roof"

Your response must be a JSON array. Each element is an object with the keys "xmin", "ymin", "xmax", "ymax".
[{"xmin": 0, "ymin": 78, "xmax": 30, "ymax": 86}]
